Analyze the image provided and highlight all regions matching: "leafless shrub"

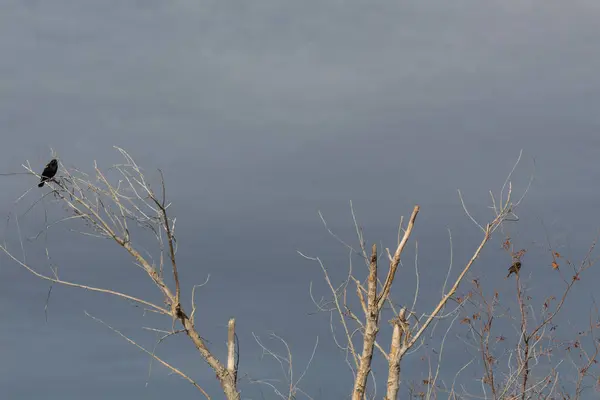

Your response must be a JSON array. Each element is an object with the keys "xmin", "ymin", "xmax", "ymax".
[{"xmin": 451, "ymin": 230, "xmax": 600, "ymax": 400}]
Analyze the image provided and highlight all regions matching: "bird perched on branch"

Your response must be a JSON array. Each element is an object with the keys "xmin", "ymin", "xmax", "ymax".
[
  {"xmin": 38, "ymin": 159, "xmax": 58, "ymax": 187},
  {"xmin": 506, "ymin": 261, "xmax": 521, "ymax": 278}
]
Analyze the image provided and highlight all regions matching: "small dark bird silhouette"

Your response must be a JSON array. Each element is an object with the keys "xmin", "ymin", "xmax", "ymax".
[
  {"xmin": 38, "ymin": 159, "xmax": 58, "ymax": 187},
  {"xmin": 506, "ymin": 261, "xmax": 522, "ymax": 278}
]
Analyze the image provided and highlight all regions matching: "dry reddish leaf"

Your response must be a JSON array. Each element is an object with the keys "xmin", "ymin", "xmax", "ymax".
[{"xmin": 514, "ymin": 248, "xmax": 527, "ymax": 259}]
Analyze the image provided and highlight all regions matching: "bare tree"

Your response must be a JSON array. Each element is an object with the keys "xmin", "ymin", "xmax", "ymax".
[
  {"xmin": 301, "ymin": 152, "xmax": 534, "ymax": 399},
  {"xmin": 1, "ymin": 148, "xmax": 239, "ymax": 399}
]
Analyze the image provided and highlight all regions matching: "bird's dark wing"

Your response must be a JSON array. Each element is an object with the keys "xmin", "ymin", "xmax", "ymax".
[{"xmin": 38, "ymin": 161, "xmax": 58, "ymax": 187}]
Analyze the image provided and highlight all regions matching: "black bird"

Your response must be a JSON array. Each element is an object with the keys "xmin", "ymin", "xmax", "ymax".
[
  {"xmin": 38, "ymin": 159, "xmax": 58, "ymax": 187},
  {"xmin": 506, "ymin": 261, "xmax": 522, "ymax": 278}
]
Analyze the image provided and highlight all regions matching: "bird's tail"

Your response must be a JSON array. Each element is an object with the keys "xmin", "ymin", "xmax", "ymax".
[{"xmin": 38, "ymin": 182, "xmax": 44, "ymax": 187}]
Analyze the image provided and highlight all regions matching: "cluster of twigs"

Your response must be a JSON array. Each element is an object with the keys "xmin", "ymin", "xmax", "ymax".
[{"xmin": 448, "ymin": 231, "xmax": 600, "ymax": 400}]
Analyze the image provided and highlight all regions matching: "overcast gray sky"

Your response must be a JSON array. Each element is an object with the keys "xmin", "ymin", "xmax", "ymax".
[{"xmin": 1, "ymin": 1, "xmax": 600, "ymax": 399}]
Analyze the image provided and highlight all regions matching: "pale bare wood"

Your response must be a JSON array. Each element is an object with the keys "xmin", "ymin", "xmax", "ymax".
[
  {"xmin": 352, "ymin": 244, "xmax": 379, "ymax": 400},
  {"xmin": 0, "ymin": 246, "xmax": 169, "ymax": 315},
  {"xmin": 377, "ymin": 206, "xmax": 420, "ymax": 311},
  {"xmin": 227, "ymin": 318, "xmax": 237, "ymax": 384},
  {"xmin": 385, "ymin": 308, "xmax": 406, "ymax": 400}
]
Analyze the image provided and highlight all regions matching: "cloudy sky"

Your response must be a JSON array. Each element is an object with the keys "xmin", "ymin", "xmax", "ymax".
[{"xmin": 1, "ymin": 1, "xmax": 600, "ymax": 398}]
